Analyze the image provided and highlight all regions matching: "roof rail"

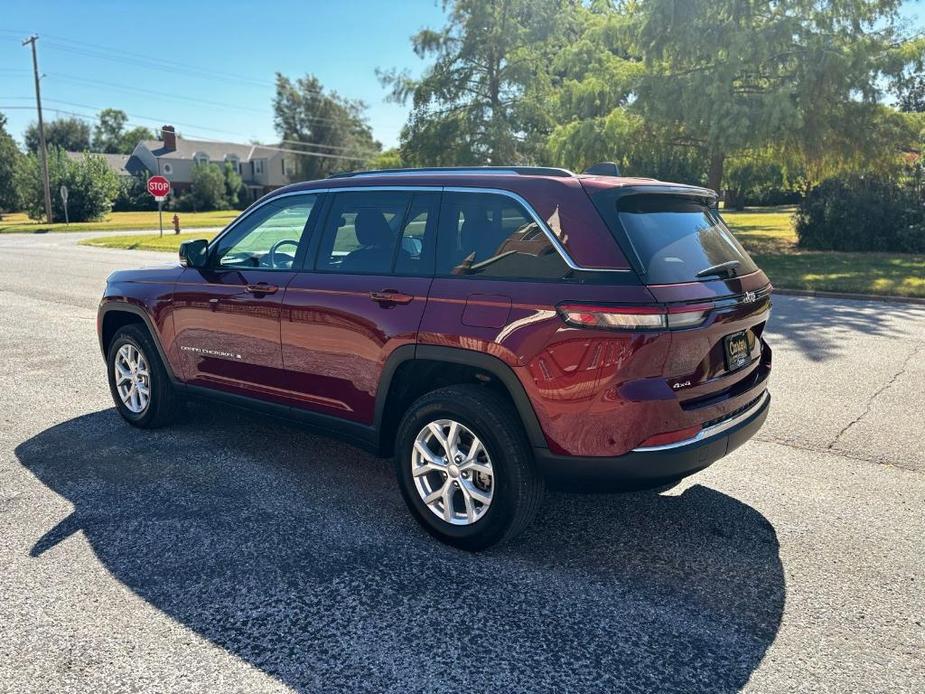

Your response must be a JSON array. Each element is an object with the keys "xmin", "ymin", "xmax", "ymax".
[{"xmin": 328, "ymin": 166, "xmax": 575, "ymax": 179}]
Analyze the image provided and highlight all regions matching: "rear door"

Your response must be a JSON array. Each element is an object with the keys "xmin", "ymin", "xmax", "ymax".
[
  {"xmin": 279, "ymin": 188, "xmax": 439, "ymax": 423},
  {"xmin": 172, "ymin": 193, "xmax": 320, "ymax": 396}
]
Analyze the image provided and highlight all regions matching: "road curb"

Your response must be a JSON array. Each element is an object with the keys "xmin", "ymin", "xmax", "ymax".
[{"xmin": 773, "ymin": 287, "xmax": 925, "ymax": 306}]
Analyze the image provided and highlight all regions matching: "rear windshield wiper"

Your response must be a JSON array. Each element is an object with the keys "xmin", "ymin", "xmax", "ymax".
[{"xmin": 695, "ymin": 260, "xmax": 740, "ymax": 279}]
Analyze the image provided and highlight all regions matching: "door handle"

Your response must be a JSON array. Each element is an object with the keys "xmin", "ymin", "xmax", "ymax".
[
  {"xmin": 245, "ymin": 282, "xmax": 279, "ymax": 295},
  {"xmin": 369, "ymin": 289, "xmax": 414, "ymax": 305}
]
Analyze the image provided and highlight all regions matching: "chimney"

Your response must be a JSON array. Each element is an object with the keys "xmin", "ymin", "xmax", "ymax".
[{"xmin": 161, "ymin": 125, "xmax": 176, "ymax": 151}]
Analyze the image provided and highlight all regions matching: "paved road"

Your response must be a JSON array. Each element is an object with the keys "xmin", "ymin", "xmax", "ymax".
[{"xmin": 1, "ymin": 233, "xmax": 923, "ymax": 693}]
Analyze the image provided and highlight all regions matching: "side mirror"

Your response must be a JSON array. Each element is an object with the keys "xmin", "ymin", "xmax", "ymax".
[{"xmin": 179, "ymin": 239, "xmax": 209, "ymax": 268}]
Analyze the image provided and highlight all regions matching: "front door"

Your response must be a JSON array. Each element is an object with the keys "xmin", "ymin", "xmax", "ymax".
[
  {"xmin": 280, "ymin": 189, "xmax": 439, "ymax": 423},
  {"xmin": 172, "ymin": 193, "xmax": 321, "ymax": 398}
]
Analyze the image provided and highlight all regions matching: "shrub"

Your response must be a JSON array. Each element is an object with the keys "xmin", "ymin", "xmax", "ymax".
[
  {"xmin": 794, "ymin": 170, "xmax": 925, "ymax": 253},
  {"xmin": 112, "ymin": 172, "xmax": 157, "ymax": 212},
  {"xmin": 15, "ymin": 148, "xmax": 120, "ymax": 222},
  {"xmin": 174, "ymin": 162, "xmax": 226, "ymax": 211}
]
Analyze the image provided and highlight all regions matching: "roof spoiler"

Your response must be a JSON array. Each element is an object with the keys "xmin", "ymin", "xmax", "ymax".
[{"xmin": 582, "ymin": 162, "xmax": 621, "ymax": 176}]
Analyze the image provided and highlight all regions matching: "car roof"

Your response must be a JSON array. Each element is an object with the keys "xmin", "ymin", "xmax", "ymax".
[{"xmin": 272, "ymin": 167, "xmax": 715, "ymax": 199}]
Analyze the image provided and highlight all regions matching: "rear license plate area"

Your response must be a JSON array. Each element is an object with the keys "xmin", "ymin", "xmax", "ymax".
[{"xmin": 724, "ymin": 330, "xmax": 750, "ymax": 372}]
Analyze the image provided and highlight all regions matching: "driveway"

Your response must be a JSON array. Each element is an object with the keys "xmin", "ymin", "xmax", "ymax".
[{"xmin": 1, "ymin": 233, "xmax": 923, "ymax": 693}]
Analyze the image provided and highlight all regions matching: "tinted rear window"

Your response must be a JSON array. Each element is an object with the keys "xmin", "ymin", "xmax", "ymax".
[{"xmin": 593, "ymin": 194, "xmax": 757, "ymax": 284}]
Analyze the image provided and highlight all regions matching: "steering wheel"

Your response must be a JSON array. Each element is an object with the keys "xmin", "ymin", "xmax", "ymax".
[{"xmin": 267, "ymin": 239, "xmax": 300, "ymax": 269}]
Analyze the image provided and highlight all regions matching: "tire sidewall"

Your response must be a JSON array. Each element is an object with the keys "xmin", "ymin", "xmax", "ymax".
[
  {"xmin": 395, "ymin": 397, "xmax": 521, "ymax": 548},
  {"xmin": 107, "ymin": 329, "xmax": 158, "ymax": 426}
]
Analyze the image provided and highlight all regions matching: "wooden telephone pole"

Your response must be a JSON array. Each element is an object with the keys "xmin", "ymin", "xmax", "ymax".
[{"xmin": 22, "ymin": 34, "xmax": 53, "ymax": 224}]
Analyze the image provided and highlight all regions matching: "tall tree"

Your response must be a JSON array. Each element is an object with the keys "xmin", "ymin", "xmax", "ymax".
[
  {"xmin": 381, "ymin": 0, "xmax": 574, "ymax": 165},
  {"xmin": 273, "ymin": 73, "xmax": 380, "ymax": 180},
  {"xmin": 24, "ymin": 117, "xmax": 91, "ymax": 154},
  {"xmin": 0, "ymin": 114, "xmax": 23, "ymax": 216},
  {"xmin": 92, "ymin": 108, "xmax": 155, "ymax": 153},
  {"xmin": 630, "ymin": 0, "xmax": 924, "ymax": 191}
]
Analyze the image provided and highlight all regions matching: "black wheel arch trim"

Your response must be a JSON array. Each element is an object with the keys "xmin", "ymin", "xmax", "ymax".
[
  {"xmin": 374, "ymin": 344, "xmax": 548, "ymax": 451},
  {"xmin": 98, "ymin": 302, "xmax": 179, "ymax": 382}
]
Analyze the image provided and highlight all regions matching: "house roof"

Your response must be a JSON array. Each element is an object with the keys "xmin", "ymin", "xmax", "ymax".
[
  {"xmin": 141, "ymin": 138, "xmax": 277, "ymax": 161},
  {"xmin": 65, "ymin": 151, "xmax": 132, "ymax": 176}
]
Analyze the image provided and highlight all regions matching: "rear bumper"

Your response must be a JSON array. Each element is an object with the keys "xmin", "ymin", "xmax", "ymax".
[{"xmin": 534, "ymin": 390, "xmax": 769, "ymax": 486}]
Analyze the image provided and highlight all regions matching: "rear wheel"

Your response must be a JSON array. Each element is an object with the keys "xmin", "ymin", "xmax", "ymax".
[
  {"xmin": 106, "ymin": 324, "xmax": 180, "ymax": 428},
  {"xmin": 394, "ymin": 384, "xmax": 544, "ymax": 550}
]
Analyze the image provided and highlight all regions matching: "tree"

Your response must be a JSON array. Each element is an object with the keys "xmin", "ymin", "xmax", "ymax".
[
  {"xmin": 896, "ymin": 74, "xmax": 925, "ymax": 113},
  {"xmin": 24, "ymin": 117, "xmax": 91, "ymax": 153},
  {"xmin": 176, "ymin": 163, "xmax": 228, "ymax": 212},
  {"xmin": 629, "ymin": 0, "xmax": 923, "ymax": 191},
  {"xmin": 381, "ymin": 0, "xmax": 574, "ymax": 165},
  {"xmin": 0, "ymin": 114, "xmax": 23, "ymax": 217},
  {"xmin": 92, "ymin": 108, "xmax": 155, "ymax": 153},
  {"xmin": 273, "ymin": 73, "xmax": 380, "ymax": 180},
  {"xmin": 222, "ymin": 162, "xmax": 243, "ymax": 209},
  {"xmin": 15, "ymin": 148, "xmax": 119, "ymax": 221}
]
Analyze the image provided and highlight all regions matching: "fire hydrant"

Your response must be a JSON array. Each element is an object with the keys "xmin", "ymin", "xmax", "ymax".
[{"xmin": 172, "ymin": 214, "xmax": 181, "ymax": 234}]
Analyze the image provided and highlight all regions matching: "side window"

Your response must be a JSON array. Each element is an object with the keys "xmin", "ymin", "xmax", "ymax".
[
  {"xmin": 435, "ymin": 192, "xmax": 571, "ymax": 280},
  {"xmin": 315, "ymin": 190, "xmax": 412, "ymax": 274},
  {"xmin": 214, "ymin": 194, "xmax": 317, "ymax": 270}
]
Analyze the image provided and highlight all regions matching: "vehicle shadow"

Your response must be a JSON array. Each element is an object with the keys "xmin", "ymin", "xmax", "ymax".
[
  {"xmin": 768, "ymin": 294, "xmax": 925, "ymax": 362},
  {"xmin": 16, "ymin": 404, "xmax": 785, "ymax": 693}
]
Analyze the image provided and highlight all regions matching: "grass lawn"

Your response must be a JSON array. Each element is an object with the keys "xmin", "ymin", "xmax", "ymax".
[
  {"xmin": 723, "ymin": 206, "xmax": 925, "ymax": 299},
  {"xmin": 0, "ymin": 209, "xmax": 238, "ymax": 233},
  {"xmin": 80, "ymin": 231, "xmax": 219, "ymax": 252},
  {"xmin": 78, "ymin": 205, "xmax": 925, "ymax": 299}
]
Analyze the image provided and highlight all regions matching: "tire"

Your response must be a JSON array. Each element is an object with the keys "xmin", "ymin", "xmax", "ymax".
[
  {"xmin": 106, "ymin": 324, "xmax": 180, "ymax": 428},
  {"xmin": 394, "ymin": 384, "xmax": 545, "ymax": 551}
]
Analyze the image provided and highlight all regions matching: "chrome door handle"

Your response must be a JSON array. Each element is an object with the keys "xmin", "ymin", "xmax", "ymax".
[
  {"xmin": 369, "ymin": 289, "xmax": 414, "ymax": 305},
  {"xmin": 245, "ymin": 283, "xmax": 279, "ymax": 295}
]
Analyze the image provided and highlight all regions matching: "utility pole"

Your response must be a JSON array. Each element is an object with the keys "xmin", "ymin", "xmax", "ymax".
[{"xmin": 22, "ymin": 34, "xmax": 53, "ymax": 224}]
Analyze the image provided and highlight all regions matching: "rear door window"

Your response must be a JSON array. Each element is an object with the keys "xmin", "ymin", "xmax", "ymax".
[
  {"xmin": 435, "ymin": 191, "xmax": 571, "ymax": 280},
  {"xmin": 593, "ymin": 194, "xmax": 757, "ymax": 284}
]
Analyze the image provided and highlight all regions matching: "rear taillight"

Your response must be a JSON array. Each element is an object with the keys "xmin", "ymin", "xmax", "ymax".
[{"xmin": 557, "ymin": 303, "xmax": 712, "ymax": 331}]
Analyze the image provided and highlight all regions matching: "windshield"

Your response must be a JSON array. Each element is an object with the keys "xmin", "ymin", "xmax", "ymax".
[{"xmin": 593, "ymin": 194, "xmax": 757, "ymax": 284}]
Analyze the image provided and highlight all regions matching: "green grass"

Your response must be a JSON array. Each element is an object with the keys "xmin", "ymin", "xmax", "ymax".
[
  {"xmin": 77, "ymin": 205, "xmax": 925, "ymax": 299},
  {"xmin": 80, "ymin": 231, "xmax": 218, "ymax": 251},
  {"xmin": 0, "ymin": 209, "xmax": 238, "ymax": 233},
  {"xmin": 722, "ymin": 205, "xmax": 925, "ymax": 299}
]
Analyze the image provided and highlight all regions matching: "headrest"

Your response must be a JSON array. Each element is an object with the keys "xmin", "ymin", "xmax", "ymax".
[{"xmin": 354, "ymin": 209, "xmax": 393, "ymax": 247}]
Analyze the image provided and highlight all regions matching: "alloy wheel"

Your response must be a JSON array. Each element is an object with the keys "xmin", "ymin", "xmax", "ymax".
[
  {"xmin": 411, "ymin": 418, "xmax": 494, "ymax": 525},
  {"xmin": 114, "ymin": 343, "xmax": 151, "ymax": 414}
]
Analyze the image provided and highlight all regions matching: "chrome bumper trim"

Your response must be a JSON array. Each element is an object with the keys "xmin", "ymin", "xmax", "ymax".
[{"xmin": 632, "ymin": 390, "xmax": 770, "ymax": 453}]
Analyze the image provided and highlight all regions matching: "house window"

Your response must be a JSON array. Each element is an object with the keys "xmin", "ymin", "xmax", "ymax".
[
  {"xmin": 253, "ymin": 159, "xmax": 264, "ymax": 176},
  {"xmin": 162, "ymin": 163, "xmax": 173, "ymax": 174},
  {"xmin": 224, "ymin": 155, "xmax": 240, "ymax": 173},
  {"xmin": 194, "ymin": 152, "xmax": 209, "ymax": 166}
]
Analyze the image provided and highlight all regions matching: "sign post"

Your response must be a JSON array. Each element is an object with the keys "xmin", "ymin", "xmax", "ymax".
[
  {"xmin": 59, "ymin": 185, "xmax": 69, "ymax": 226},
  {"xmin": 146, "ymin": 175, "xmax": 171, "ymax": 237}
]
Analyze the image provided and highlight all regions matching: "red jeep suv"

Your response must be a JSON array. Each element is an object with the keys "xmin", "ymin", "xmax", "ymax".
[{"xmin": 98, "ymin": 166, "xmax": 771, "ymax": 549}]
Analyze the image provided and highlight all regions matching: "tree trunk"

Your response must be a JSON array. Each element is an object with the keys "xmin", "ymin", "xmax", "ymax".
[{"xmin": 707, "ymin": 150, "xmax": 725, "ymax": 196}]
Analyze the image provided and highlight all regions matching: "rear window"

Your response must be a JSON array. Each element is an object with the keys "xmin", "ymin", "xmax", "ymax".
[{"xmin": 593, "ymin": 194, "xmax": 757, "ymax": 284}]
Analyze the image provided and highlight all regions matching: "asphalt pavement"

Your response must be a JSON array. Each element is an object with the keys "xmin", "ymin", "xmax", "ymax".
[{"xmin": 1, "ymin": 232, "xmax": 923, "ymax": 693}]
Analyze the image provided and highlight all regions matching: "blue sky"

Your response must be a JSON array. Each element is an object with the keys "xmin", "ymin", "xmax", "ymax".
[
  {"xmin": 0, "ymin": 0, "xmax": 447, "ymax": 149},
  {"xmin": 1, "ymin": 0, "xmax": 922, "ymax": 152}
]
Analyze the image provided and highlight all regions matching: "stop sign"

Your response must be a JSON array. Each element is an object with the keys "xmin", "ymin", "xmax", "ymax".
[{"xmin": 147, "ymin": 175, "xmax": 171, "ymax": 199}]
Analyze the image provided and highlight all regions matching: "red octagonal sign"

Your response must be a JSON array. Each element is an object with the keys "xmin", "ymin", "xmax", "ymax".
[{"xmin": 147, "ymin": 175, "xmax": 171, "ymax": 198}]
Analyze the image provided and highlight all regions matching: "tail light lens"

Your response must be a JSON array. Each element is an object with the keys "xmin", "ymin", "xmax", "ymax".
[{"xmin": 557, "ymin": 303, "xmax": 712, "ymax": 331}]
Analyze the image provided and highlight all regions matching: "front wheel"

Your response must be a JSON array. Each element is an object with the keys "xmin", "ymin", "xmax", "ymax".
[
  {"xmin": 106, "ymin": 324, "xmax": 180, "ymax": 428},
  {"xmin": 394, "ymin": 384, "xmax": 544, "ymax": 551}
]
